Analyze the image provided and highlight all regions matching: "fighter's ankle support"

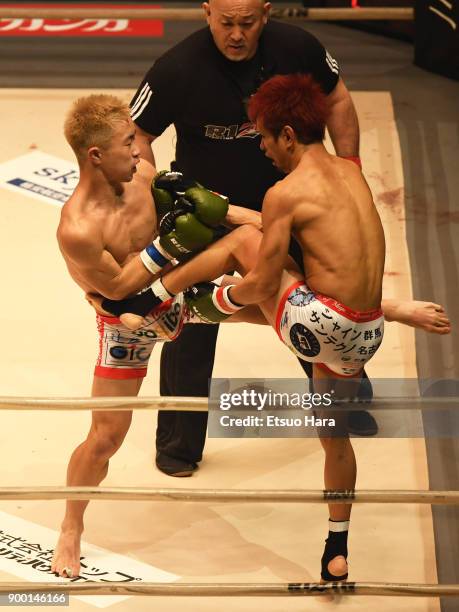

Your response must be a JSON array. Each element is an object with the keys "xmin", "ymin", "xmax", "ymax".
[
  {"xmin": 320, "ymin": 520, "xmax": 349, "ymax": 582},
  {"xmin": 102, "ymin": 279, "xmax": 175, "ymax": 318}
]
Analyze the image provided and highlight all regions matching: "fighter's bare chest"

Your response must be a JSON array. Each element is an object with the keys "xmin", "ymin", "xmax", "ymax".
[{"xmin": 102, "ymin": 201, "xmax": 156, "ymax": 263}]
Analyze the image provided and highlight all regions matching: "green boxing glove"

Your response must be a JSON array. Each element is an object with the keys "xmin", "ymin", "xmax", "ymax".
[
  {"xmin": 143, "ymin": 172, "xmax": 229, "ymax": 271},
  {"xmin": 184, "ymin": 282, "xmax": 243, "ymax": 324},
  {"xmin": 151, "ymin": 170, "xmax": 201, "ymax": 222},
  {"xmin": 184, "ymin": 186, "xmax": 228, "ymax": 227},
  {"xmin": 157, "ymin": 187, "xmax": 229, "ymax": 261},
  {"xmin": 159, "ymin": 213, "xmax": 215, "ymax": 259},
  {"xmin": 151, "ymin": 171, "xmax": 174, "ymax": 221}
]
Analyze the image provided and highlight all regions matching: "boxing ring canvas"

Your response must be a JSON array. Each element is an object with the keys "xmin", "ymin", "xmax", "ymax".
[{"xmin": 0, "ymin": 88, "xmax": 440, "ymax": 611}]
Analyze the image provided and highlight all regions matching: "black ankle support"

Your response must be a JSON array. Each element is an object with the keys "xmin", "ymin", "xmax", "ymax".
[
  {"xmin": 102, "ymin": 288, "xmax": 162, "ymax": 318},
  {"xmin": 320, "ymin": 529, "xmax": 349, "ymax": 582}
]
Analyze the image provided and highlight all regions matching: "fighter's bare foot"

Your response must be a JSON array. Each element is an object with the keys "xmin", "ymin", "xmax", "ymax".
[
  {"xmin": 51, "ymin": 529, "xmax": 82, "ymax": 578},
  {"xmin": 320, "ymin": 555, "xmax": 348, "ymax": 584},
  {"xmin": 120, "ymin": 312, "xmax": 145, "ymax": 330},
  {"xmin": 386, "ymin": 300, "xmax": 451, "ymax": 334},
  {"xmin": 85, "ymin": 294, "xmax": 146, "ymax": 329}
]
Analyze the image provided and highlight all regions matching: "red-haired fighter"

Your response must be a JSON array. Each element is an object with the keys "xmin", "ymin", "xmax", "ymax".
[{"xmin": 92, "ymin": 74, "xmax": 451, "ymax": 582}]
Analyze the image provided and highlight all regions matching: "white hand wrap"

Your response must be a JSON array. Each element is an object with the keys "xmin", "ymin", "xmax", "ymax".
[{"xmin": 140, "ymin": 237, "xmax": 173, "ymax": 274}]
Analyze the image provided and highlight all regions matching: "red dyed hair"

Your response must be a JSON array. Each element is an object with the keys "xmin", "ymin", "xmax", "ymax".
[{"xmin": 248, "ymin": 73, "xmax": 330, "ymax": 144}]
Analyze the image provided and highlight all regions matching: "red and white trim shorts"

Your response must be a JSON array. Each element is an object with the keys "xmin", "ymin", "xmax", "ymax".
[
  {"xmin": 276, "ymin": 281, "xmax": 384, "ymax": 377},
  {"xmin": 95, "ymin": 293, "xmax": 185, "ymax": 380}
]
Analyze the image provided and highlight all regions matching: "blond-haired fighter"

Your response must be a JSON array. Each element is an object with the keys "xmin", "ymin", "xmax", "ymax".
[{"xmin": 53, "ymin": 94, "xmax": 230, "ymax": 578}]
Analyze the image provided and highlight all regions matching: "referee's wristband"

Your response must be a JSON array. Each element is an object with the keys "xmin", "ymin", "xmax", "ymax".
[{"xmin": 343, "ymin": 156, "xmax": 362, "ymax": 169}]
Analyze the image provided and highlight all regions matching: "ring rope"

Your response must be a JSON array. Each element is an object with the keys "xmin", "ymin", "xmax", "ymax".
[
  {"xmin": 0, "ymin": 7, "xmax": 414, "ymax": 21},
  {"xmin": 0, "ymin": 486, "xmax": 458, "ymax": 504},
  {"xmin": 0, "ymin": 396, "xmax": 456, "ymax": 411},
  {"xmin": 0, "ymin": 581, "xmax": 458, "ymax": 597},
  {"xmin": 0, "ymin": 396, "xmax": 208, "ymax": 411}
]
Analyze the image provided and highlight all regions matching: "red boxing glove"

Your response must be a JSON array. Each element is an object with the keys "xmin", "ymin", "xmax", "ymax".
[{"xmin": 343, "ymin": 156, "xmax": 362, "ymax": 169}]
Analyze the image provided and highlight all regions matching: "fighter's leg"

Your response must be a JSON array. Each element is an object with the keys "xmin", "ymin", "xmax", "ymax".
[
  {"xmin": 163, "ymin": 226, "xmax": 293, "ymax": 326},
  {"xmin": 382, "ymin": 299, "xmax": 451, "ymax": 334},
  {"xmin": 162, "ymin": 224, "xmax": 261, "ymax": 294},
  {"xmin": 51, "ymin": 376, "xmax": 141, "ymax": 578},
  {"xmin": 242, "ymin": 292, "xmax": 452, "ymax": 334},
  {"xmin": 174, "ymin": 233, "xmax": 451, "ymax": 335},
  {"xmin": 313, "ymin": 365, "xmax": 359, "ymax": 583}
]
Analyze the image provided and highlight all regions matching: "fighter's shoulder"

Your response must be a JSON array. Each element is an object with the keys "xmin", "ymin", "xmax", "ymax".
[
  {"xmin": 57, "ymin": 200, "xmax": 102, "ymax": 258},
  {"xmin": 263, "ymin": 181, "xmax": 295, "ymax": 212}
]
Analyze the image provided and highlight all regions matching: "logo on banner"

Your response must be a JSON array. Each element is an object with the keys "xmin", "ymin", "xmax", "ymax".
[
  {"xmin": 0, "ymin": 4, "xmax": 164, "ymax": 37},
  {"xmin": 0, "ymin": 511, "xmax": 178, "ymax": 608},
  {"xmin": 0, "ymin": 150, "xmax": 79, "ymax": 207}
]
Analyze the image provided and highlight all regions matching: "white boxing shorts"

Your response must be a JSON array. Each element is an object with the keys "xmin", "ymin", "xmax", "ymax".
[
  {"xmin": 276, "ymin": 281, "xmax": 384, "ymax": 377},
  {"xmin": 95, "ymin": 293, "xmax": 186, "ymax": 380}
]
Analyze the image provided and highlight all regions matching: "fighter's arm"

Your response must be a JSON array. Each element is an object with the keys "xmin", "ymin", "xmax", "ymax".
[
  {"xmin": 59, "ymin": 223, "xmax": 154, "ymax": 300},
  {"xmin": 230, "ymin": 187, "xmax": 292, "ymax": 305},
  {"xmin": 299, "ymin": 31, "xmax": 359, "ymax": 158},
  {"xmin": 326, "ymin": 78, "xmax": 360, "ymax": 158}
]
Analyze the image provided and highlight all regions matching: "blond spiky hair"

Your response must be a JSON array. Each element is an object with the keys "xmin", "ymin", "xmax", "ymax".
[{"xmin": 64, "ymin": 94, "xmax": 130, "ymax": 161}]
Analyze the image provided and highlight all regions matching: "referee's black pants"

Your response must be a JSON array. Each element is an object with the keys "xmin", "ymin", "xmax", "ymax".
[
  {"xmin": 157, "ymin": 323, "xmax": 215, "ymax": 463},
  {"xmin": 157, "ymin": 322, "xmax": 374, "ymax": 464}
]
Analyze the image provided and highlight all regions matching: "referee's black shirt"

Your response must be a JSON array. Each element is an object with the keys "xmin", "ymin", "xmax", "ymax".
[{"xmin": 131, "ymin": 20, "xmax": 340, "ymax": 211}]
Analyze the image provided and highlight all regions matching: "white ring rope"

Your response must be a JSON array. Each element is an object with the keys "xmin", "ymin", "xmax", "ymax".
[
  {"xmin": 0, "ymin": 486, "xmax": 458, "ymax": 504},
  {"xmin": 0, "ymin": 581, "xmax": 457, "ymax": 597},
  {"xmin": 0, "ymin": 395, "xmax": 455, "ymax": 411}
]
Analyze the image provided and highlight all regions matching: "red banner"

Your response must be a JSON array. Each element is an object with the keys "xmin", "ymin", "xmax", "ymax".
[{"xmin": 0, "ymin": 4, "xmax": 164, "ymax": 37}]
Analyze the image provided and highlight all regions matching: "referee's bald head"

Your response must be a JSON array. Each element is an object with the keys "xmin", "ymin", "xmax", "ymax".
[{"xmin": 203, "ymin": 0, "xmax": 271, "ymax": 62}]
